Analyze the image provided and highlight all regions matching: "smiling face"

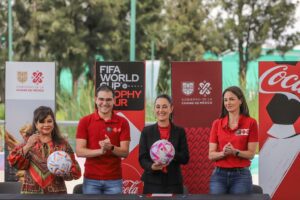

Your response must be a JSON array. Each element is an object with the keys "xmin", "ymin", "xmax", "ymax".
[
  {"xmin": 35, "ymin": 115, "xmax": 54, "ymax": 135},
  {"xmin": 154, "ymin": 97, "xmax": 173, "ymax": 123},
  {"xmin": 223, "ymin": 91, "xmax": 242, "ymax": 114},
  {"xmin": 95, "ymin": 90, "xmax": 115, "ymax": 117}
]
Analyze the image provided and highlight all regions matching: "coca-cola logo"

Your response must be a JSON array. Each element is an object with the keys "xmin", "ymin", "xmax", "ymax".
[
  {"xmin": 123, "ymin": 180, "xmax": 142, "ymax": 194},
  {"xmin": 122, "ymin": 163, "xmax": 143, "ymax": 194},
  {"xmin": 259, "ymin": 64, "xmax": 300, "ymax": 101}
]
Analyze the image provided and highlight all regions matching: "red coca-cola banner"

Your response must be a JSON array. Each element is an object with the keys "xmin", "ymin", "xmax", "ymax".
[
  {"xmin": 95, "ymin": 62, "xmax": 145, "ymax": 194},
  {"xmin": 259, "ymin": 62, "xmax": 300, "ymax": 200},
  {"xmin": 171, "ymin": 61, "xmax": 222, "ymax": 193}
]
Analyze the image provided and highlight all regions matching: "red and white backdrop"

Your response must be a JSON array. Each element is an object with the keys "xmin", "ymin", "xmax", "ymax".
[
  {"xmin": 5, "ymin": 62, "xmax": 56, "ymax": 181},
  {"xmin": 171, "ymin": 61, "xmax": 222, "ymax": 193},
  {"xmin": 259, "ymin": 61, "xmax": 300, "ymax": 199},
  {"xmin": 95, "ymin": 61, "xmax": 145, "ymax": 194}
]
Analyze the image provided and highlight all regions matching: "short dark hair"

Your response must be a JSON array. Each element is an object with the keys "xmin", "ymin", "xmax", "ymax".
[
  {"xmin": 220, "ymin": 86, "xmax": 250, "ymax": 118},
  {"xmin": 95, "ymin": 84, "xmax": 115, "ymax": 97}
]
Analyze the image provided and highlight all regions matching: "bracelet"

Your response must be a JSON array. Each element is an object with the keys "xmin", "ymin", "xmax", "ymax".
[
  {"xmin": 110, "ymin": 145, "xmax": 114, "ymax": 151},
  {"xmin": 235, "ymin": 150, "xmax": 240, "ymax": 157}
]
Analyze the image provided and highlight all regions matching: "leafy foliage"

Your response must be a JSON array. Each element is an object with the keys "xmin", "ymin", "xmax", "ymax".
[
  {"xmin": 56, "ymin": 80, "xmax": 94, "ymax": 120},
  {"xmin": 156, "ymin": 0, "xmax": 228, "ymax": 94},
  {"xmin": 216, "ymin": 0, "xmax": 300, "ymax": 89},
  {"xmin": 0, "ymin": 0, "xmax": 299, "ymax": 120}
]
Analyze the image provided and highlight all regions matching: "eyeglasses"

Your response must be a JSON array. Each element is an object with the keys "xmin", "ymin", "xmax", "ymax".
[{"xmin": 98, "ymin": 97, "xmax": 113, "ymax": 102}]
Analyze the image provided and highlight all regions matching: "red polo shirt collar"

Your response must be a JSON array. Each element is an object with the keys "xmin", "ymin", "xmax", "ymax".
[
  {"xmin": 221, "ymin": 114, "xmax": 246, "ymax": 129},
  {"xmin": 93, "ymin": 110, "xmax": 118, "ymax": 123}
]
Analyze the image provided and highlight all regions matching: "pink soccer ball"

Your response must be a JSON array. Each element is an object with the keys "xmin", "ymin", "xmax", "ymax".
[
  {"xmin": 150, "ymin": 139, "xmax": 175, "ymax": 165},
  {"xmin": 47, "ymin": 151, "xmax": 72, "ymax": 176}
]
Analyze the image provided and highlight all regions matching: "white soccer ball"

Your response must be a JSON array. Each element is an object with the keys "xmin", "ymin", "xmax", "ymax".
[
  {"xmin": 47, "ymin": 151, "xmax": 72, "ymax": 176},
  {"xmin": 150, "ymin": 139, "xmax": 175, "ymax": 165}
]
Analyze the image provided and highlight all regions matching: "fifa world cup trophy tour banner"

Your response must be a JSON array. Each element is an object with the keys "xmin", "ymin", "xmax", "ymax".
[
  {"xmin": 95, "ymin": 61, "xmax": 145, "ymax": 194},
  {"xmin": 259, "ymin": 62, "xmax": 300, "ymax": 200},
  {"xmin": 171, "ymin": 61, "xmax": 222, "ymax": 193},
  {"xmin": 5, "ymin": 62, "xmax": 56, "ymax": 181}
]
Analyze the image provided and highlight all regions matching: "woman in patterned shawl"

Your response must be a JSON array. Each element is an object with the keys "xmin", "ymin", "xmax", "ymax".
[{"xmin": 8, "ymin": 106, "xmax": 81, "ymax": 194}]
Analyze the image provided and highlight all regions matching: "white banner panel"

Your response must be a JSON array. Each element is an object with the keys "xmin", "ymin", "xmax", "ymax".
[
  {"xmin": 5, "ymin": 62, "xmax": 56, "ymax": 181},
  {"xmin": 5, "ymin": 62, "xmax": 55, "ymax": 100}
]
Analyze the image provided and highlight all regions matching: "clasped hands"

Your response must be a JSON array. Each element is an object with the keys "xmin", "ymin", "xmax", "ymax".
[
  {"xmin": 98, "ymin": 135, "xmax": 113, "ymax": 155},
  {"xmin": 221, "ymin": 142, "xmax": 238, "ymax": 157}
]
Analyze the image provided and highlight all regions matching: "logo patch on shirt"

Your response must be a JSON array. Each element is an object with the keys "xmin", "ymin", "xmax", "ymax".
[
  {"xmin": 235, "ymin": 129, "xmax": 249, "ymax": 136},
  {"xmin": 106, "ymin": 127, "xmax": 112, "ymax": 132},
  {"xmin": 113, "ymin": 127, "xmax": 121, "ymax": 133}
]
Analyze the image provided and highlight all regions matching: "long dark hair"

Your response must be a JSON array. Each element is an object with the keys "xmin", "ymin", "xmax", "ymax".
[
  {"xmin": 30, "ymin": 106, "xmax": 64, "ymax": 144},
  {"xmin": 155, "ymin": 94, "xmax": 173, "ymax": 121},
  {"xmin": 220, "ymin": 86, "xmax": 250, "ymax": 118}
]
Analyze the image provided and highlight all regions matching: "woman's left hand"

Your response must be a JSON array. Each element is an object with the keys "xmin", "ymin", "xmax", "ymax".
[{"xmin": 223, "ymin": 143, "xmax": 236, "ymax": 156}]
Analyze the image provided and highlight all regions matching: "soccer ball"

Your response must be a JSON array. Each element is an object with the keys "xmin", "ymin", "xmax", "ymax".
[
  {"xmin": 150, "ymin": 139, "xmax": 175, "ymax": 165},
  {"xmin": 47, "ymin": 151, "xmax": 72, "ymax": 176}
]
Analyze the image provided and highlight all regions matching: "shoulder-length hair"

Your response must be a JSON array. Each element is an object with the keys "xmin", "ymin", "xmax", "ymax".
[
  {"xmin": 30, "ymin": 106, "xmax": 64, "ymax": 144},
  {"xmin": 220, "ymin": 86, "xmax": 250, "ymax": 118}
]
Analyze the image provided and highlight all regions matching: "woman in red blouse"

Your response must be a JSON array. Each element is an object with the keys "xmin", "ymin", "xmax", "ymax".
[
  {"xmin": 8, "ymin": 106, "xmax": 81, "ymax": 194},
  {"xmin": 208, "ymin": 86, "xmax": 258, "ymax": 194}
]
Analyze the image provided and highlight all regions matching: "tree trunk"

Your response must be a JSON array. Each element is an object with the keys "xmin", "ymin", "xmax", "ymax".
[
  {"xmin": 239, "ymin": 61, "xmax": 247, "ymax": 91},
  {"xmin": 238, "ymin": 39, "xmax": 247, "ymax": 91}
]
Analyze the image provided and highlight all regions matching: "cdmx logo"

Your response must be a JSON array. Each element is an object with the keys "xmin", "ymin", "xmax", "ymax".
[
  {"xmin": 198, "ymin": 80, "xmax": 212, "ymax": 97},
  {"xmin": 31, "ymin": 71, "xmax": 44, "ymax": 85}
]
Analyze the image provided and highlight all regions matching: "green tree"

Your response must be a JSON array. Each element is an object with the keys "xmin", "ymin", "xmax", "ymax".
[
  {"xmin": 11, "ymin": 0, "xmax": 85, "ymax": 95},
  {"xmin": 156, "ymin": 0, "xmax": 226, "ymax": 93},
  {"xmin": 11, "ymin": 0, "xmax": 130, "ymax": 95},
  {"xmin": 134, "ymin": 0, "xmax": 164, "ymax": 60},
  {"xmin": 43, "ymin": 0, "xmax": 88, "ymax": 95},
  {"xmin": 217, "ymin": 0, "xmax": 300, "ymax": 89},
  {"xmin": 13, "ymin": 0, "xmax": 49, "ymax": 61},
  {"xmin": 81, "ymin": 0, "xmax": 129, "ymax": 78}
]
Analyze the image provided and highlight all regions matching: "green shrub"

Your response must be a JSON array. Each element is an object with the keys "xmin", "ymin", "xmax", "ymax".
[
  {"xmin": 56, "ymin": 80, "xmax": 94, "ymax": 142},
  {"xmin": 56, "ymin": 80, "xmax": 94, "ymax": 121},
  {"xmin": 0, "ymin": 103, "xmax": 4, "ymax": 120},
  {"xmin": 146, "ymin": 100, "xmax": 155, "ymax": 122}
]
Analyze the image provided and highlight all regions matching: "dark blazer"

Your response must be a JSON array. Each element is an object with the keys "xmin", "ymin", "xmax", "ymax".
[{"xmin": 139, "ymin": 123, "xmax": 189, "ymax": 185}]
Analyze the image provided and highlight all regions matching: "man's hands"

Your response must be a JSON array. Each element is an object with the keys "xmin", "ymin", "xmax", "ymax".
[{"xmin": 98, "ymin": 135, "xmax": 113, "ymax": 155}]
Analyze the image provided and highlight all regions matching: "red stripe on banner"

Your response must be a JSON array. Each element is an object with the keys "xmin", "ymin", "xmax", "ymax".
[{"xmin": 171, "ymin": 61, "xmax": 222, "ymax": 194}]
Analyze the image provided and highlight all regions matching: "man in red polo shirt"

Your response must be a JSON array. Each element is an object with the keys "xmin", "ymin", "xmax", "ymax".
[{"xmin": 76, "ymin": 85, "xmax": 130, "ymax": 194}]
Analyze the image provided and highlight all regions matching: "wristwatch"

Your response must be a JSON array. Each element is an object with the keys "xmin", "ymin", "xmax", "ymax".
[
  {"xmin": 110, "ymin": 145, "xmax": 115, "ymax": 151},
  {"xmin": 235, "ymin": 150, "xmax": 240, "ymax": 157}
]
